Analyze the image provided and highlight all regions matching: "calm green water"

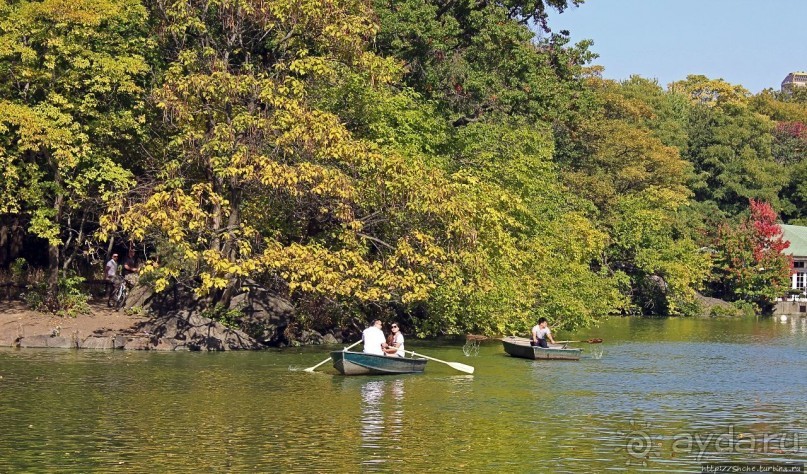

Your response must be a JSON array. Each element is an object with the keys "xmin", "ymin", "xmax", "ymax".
[{"xmin": 1, "ymin": 316, "xmax": 806, "ymax": 472}]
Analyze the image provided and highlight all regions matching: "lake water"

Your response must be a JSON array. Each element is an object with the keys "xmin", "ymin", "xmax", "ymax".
[{"xmin": 1, "ymin": 316, "xmax": 806, "ymax": 472}]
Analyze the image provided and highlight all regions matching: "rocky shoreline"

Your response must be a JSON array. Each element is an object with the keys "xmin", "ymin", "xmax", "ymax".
[
  {"xmin": 0, "ymin": 301, "xmax": 260, "ymax": 351},
  {"xmin": 0, "ymin": 277, "xmax": 361, "ymax": 351}
]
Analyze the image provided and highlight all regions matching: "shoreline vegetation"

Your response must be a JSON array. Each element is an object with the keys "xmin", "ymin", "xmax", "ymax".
[
  {"xmin": 0, "ymin": 0, "xmax": 803, "ymax": 341},
  {"xmin": 0, "ymin": 292, "xmax": 758, "ymax": 351}
]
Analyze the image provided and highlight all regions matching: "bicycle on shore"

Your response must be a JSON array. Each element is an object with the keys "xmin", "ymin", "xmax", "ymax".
[{"xmin": 108, "ymin": 278, "xmax": 128, "ymax": 310}]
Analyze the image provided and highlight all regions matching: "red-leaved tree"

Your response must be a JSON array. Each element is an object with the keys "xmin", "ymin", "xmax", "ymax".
[{"xmin": 712, "ymin": 200, "xmax": 793, "ymax": 311}]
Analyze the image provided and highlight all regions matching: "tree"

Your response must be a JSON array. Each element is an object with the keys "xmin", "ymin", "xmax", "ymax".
[
  {"xmin": 0, "ymin": 0, "xmax": 150, "ymax": 306},
  {"xmin": 711, "ymin": 199, "xmax": 792, "ymax": 311},
  {"xmin": 553, "ymin": 77, "xmax": 709, "ymax": 315},
  {"xmin": 669, "ymin": 75, "xmax": 751, "ymax": 108},
  {"xmin": 747, "ymin": 89, "xmax": 807, "ymax": 224},
  {"xmin": 685, "ymin": 100, "xmax": 785, "ymax": 215},
  {"xmin": 372, "ymin": 0, "xmax": 597, "ymax": 132},
  {"xmin": 102, "ymin": 0, "xmax": 441, "ymax": 308}
]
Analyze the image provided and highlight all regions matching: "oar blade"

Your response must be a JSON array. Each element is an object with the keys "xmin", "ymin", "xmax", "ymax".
[
  {"xmin": 406, "ymin": 350, "xmax": 475, "ymax": 374},
  {"xmin": 448, "ymin": 362, "xmax": 475, "ymax": 374},
  {"xmin": 555, "ymin": 338, "xmax": 604, "ymax": 344}
]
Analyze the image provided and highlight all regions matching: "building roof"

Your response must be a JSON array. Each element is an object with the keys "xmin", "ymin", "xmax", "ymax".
[
  {"xmin": 781, "ymin": 72, "xmax": 807, "ymax": 92},
  {"xmin": 781, "ymin": 225, "xmax": 807, "ymax": 257}
]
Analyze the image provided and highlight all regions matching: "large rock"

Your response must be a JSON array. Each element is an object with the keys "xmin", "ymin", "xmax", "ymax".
[
  {"xmin": 18, "ymin": 335, "xmax": 76, "ymax": 348},
  {"xmin": 137, "ymin": 310, "xmax": 258, "ymax": 351},
  {"xmin": 229, "ymin": 283, "xmax": 295, "ymax": 345},
  {"xmin": 124, "ymin": 279, "xmax": 154, "ymax": 309},
  {"xmin": 122, "ymin": 336, "xmax": 151, "ymax": 350},
  {"xmin": 694, "ymin": 293, "xmax": 745, "ymax": 317},
  {"xmin": 80, "ymin": 336, "xmax": 115, "ymax": 349},
  {"xmin": 153, "ymin": 337, "xmax": 177, "ymax": 351},
  {"xmin": 114, "ymin": 335, "xmax": 129, "ymax": 349}
]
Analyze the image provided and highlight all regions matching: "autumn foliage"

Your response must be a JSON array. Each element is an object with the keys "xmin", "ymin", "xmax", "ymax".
[
  {"xmin": 3, "ymin": 0, "xmax": 807, "ymax": 336},
  {"xmin": 712, "ymin": 200, "xmax": 792, "ymax": 310}
]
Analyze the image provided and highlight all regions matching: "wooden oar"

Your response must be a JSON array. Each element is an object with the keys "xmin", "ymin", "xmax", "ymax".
[
  {"xmin": 553, "ymin": 338, "xmax": 603, "ymax": 344},
  {"xmin": 403, "ymin": 350, "xmax": 475, "ymax": 374},
  {"xmin": 304, "ymin": 340, "xmax": 361, "ymax": 372}
]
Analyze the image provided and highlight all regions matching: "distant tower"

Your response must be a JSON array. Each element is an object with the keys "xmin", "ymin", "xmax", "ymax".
[{"xmin": 781, "ymin": 72, "xmax": 807, "ymax": 93}]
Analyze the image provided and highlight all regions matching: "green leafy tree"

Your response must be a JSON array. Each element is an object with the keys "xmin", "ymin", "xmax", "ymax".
[
  {"xmin": 0, "ymin": 0, "xmax": 150, "ymax": 306},
  {"xmin": 554, "ymin": 77, "xmax": 709, "ymax": 315},
  {"xmin": 369, "ymin": 0, "xmax": 625, "ymax": 333},
  {"xmin": 415, "ymin": 119, "xmax": 620, "ymax": 334},
  {"xmin": 749, "ymin": 91, "xmax": 807, "ymax": 223},
  {"xmin": 685, "ymin": 99, "xmax": 785, "ymax": 215},
  {"xmin": 372, "ymin": 0, "xmax": 597, "ymax": 132}
]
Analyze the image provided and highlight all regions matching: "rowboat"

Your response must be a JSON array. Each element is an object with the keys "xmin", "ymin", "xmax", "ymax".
[
  {"xmin": 501, "ymin": 336, "xmax": 582, "ymax": 361},
  {"xmin": 330, "ymin": 350, "xmax": 428, "ymax": 375}
]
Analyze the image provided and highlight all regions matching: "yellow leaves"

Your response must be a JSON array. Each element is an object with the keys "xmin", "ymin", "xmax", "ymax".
[
  {"xmin": 549, "ymin": 213, "xmax": 608, "ymax": 262},
  {"xmin": 0, "ymin": 150, "xmax": 21, "ymax": 213},
  {"xmin": 30, "ymin": 0, "xmax": 109, "ymax": 27},
  {"xmin": 197, "ymin": 272, "xmax": 229, "ymax": 295},
  {"xmin": 288, "ymin": 56, "xmax": 337, "ymax": 78},
  {"xmin": 247, "ymin": 236, "xmax": 443, "ymax": 304},
  {"xmin": 0, "ymin": 101, "xmax": 87, "ymax": 173},
  {"xmin": 357, "ymin": 52, "xmax": 403, "ymax": 86},
  {"xmin": 259, "ymin": 160, "xmax": 356, "ymax": 202},
  {"xmin": 669, "ymin": 75, "xmax": 751, "ymax": 108}
]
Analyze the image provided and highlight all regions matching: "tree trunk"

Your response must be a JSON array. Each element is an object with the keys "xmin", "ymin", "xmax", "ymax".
[
  {"xmin": 46, "ymin": 193, "xmax": 64, "ymax": 310},
  {"xmin": 218, "ymin": 184, "xmax": 242, "ymax": 308},
  {"xmin": 46, "ymin": 241, "xmax": 60, "ymax": 310}
]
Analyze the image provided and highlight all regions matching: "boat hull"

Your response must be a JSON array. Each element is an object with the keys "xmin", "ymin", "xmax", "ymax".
[
  {"xmin": 502, "ymin": 336, "xmax": 582, "ymax": 360},
  {"xmin": 330, "ymin": 351, "xmax": 428, "ymax": 375}
]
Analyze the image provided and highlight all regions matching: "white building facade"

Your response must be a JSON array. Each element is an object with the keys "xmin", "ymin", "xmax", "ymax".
[
  {"xmin": 777, "ymin": 225, "xmax": 807, "ymax": 315},
  {"xmin": 781, "ymin": 72, "xmax": 807, "ymax": 93}
]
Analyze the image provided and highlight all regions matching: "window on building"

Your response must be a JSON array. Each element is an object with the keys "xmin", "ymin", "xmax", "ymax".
[
  {"xmin": 794, "ymin": 261, "xmax": 805, "ymax": 268},
  {"xmin": 797, "ymin": 272, "xmax": 806, "ymax": 289}
]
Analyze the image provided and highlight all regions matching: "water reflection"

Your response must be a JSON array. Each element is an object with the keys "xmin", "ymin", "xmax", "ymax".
[
  {"xmin": 782, "ymin": 314, "xmax": 807, "ymax": 336},
  {"xmin": 358, "ymin": 378, "xmax": 405, "ymax": 469},
  {"xmin": 2, "ymin": 317, "xmax": 807, "ymax": 472}
]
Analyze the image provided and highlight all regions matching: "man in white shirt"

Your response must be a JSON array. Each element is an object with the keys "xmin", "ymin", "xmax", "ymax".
[
  {"xmin": 105, "ymin": 253, "xmax": 119, "ymax": 302},
  {"xmin": 531, "ymin": 317, "xmax": 556, "ymax": 348},
  {"xmin": 362, "ymin": 319, "xmax": 387, "ymax": 355}
]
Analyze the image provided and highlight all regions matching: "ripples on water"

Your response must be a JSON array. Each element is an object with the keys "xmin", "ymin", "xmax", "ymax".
[{"xmin": 0, "ymin": 316, "xmax": 805, "ymax": 472}]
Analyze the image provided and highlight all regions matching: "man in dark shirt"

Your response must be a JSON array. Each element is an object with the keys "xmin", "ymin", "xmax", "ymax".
[{"xmin": 122, "ymin": 248, "xmax": 140, "ymax": 285}]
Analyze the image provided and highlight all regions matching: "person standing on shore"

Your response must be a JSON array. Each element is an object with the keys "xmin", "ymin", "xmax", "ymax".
[{"xmin": 105, "ymin": 253, "xmax": 119, "ymax": 302}]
